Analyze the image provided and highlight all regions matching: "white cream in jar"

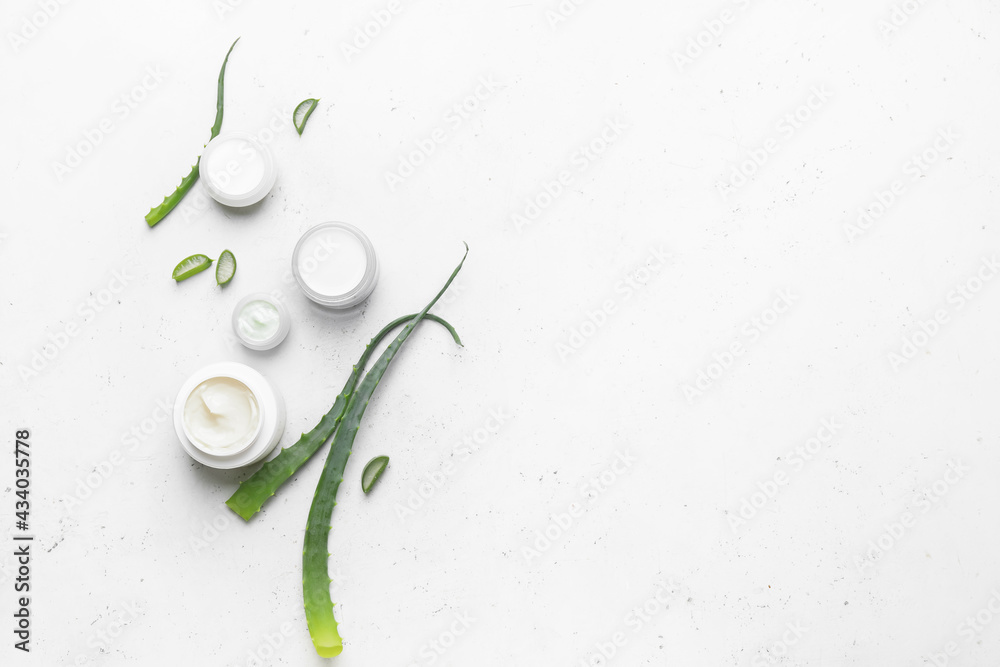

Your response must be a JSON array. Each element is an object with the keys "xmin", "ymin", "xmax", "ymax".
[
  {"xmin": 174, "ymin": 363, "xmax": 285, "ymax": 469},
  {"xmin": 292, "ymin": 222, "xmax": 379, "ymax": 308},
  {"xmin": 183, "ymin": 377, "xmax": 261, "ymax": 454},
  {"xmin": 200, "ymin": 131, "xmax": 277, "ymax": 207},
  {"xmin": 232, "ymin": 293, "xmax": 290, "ymax": 350}
]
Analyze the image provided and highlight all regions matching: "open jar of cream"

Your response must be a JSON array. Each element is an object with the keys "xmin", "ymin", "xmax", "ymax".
[
  {"xmin": 292, "ymin": 222, "xmax": 379, "ymax": 308},
  {"xmin": 200, "ymin": 131, "xmax": 277, "ymax": 207},
  {"xmin": 232, "ymin": 293, "xmax": 290, "ymax": 351},
  {"xmin": 173, "ymin": 362, "xmax": 285, "ymax": 469}
]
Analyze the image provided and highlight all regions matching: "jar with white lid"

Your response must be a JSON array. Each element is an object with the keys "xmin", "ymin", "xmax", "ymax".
[
  {"xmin": 173, "ymin": 362, "xmax": 285, "ymax": 469},
  {"xmin": 200, "ymin": 131, "xmax": 278, "ymax": 207},
  {"xmin": 291, "ymin": 222, "xmax": 379, "ymax": 309}
]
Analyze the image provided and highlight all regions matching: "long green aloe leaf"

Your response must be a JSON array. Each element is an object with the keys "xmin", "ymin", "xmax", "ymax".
[
  {"xmin": 304, "ymin": 243, "xmax": 468, "ymax": 658},
  {"xmin": 145, "ymin": 37, "xmax": 239, "ymax": 227},
  {"xmin": 225, "ymin": 313, "xmax": 461, "ymax": 521}
]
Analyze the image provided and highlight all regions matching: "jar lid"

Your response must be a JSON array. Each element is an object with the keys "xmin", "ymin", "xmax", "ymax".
[
  {"xmin": 232, "ymin": 293, "xmax": 291, "ymax": 351},
  {"xmin": 291, "ymin": 222, "xmax": 380, "ymax": 309},
  {"xmin": 200, "ymin": 131, "xmax": 277, "ymax": 207}
]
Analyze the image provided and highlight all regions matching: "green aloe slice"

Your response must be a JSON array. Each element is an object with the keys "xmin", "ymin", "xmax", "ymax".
[
  {"xmin": 145, "ymin": 38, "xmax": 239, "ymax": 227},
  {"xmin": 172, "ymin": 254, "xmax": 213, "ymax": 281},
  {"xmin": 216, "ymin": 249, "xmax": 237, "ymax": 285},
  {"xmin": 293, "ymin": 98, "xmax": 319, "ymax": 135},
  {"xmin": 361, "ymin": 456, "xmax": 389, "ymax": 494}
]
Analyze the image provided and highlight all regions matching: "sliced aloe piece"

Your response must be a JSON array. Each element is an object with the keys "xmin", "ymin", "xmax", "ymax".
[
  {"xmin": 172, "ymin": 254, "xmax": 213, "ymax": 281},
  {"xmin": 216, "ymin": 249, "xmax": 237, "ymax": 286},
  {"xmin": 361, "ymin": 456, "xmax": 389, "ymax": 494},
  {"xmin": 293, "ymin": 98, "xmax": 319, "ymax": 136}
]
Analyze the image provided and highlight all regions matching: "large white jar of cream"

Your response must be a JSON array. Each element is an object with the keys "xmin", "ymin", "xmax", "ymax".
[
  {"xmin": 291, "ymin": 222, "xmax": 379, "ymax": 309},
  {"xmin": 173, "ymin": 362, "xmax": 284, "ymax": 469}
]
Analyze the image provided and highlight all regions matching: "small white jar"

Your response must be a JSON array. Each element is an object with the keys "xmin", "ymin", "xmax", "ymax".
[
  {"xmin": 173, "ymin": 362, "xmax": 285, "ymax": 469},
  {"xmin": 292, "ymin": 222, "xmax": 379, "ymax": 309},
  {"xmin": 200, "ymin": 131, "xmax": 277, "ymax": 207},
  {"xmin": 232, "ymin": 293, "xmax": 290, "ymax": 351}
]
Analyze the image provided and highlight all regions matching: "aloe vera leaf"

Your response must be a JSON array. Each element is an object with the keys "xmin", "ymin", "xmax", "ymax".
[
  {"xmin": 361, "ymin": 456, "xmax": 389, "ymax": 494},
  {"xmin": 293, "ymin": 98, "xmax": 319, "ymax": 135},
  {"xmin": 171, "ymin": 254, "xmax": 213, "ymax": 281},
  {"xmin": 145, "ymin": 38, "xmax": 239, "ymax": 227},
  {"xmin": 224, "ymin": 312, "xmax": 461, "ymax": 522},
  {"xmin": 304, "ymin": 243, "xmax": 468, "ymax": 658}
]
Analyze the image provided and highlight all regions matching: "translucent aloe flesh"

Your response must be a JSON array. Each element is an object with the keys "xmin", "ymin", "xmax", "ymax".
[
  {"xmin": 225, "ymin": 313, "xmax": 462, "ymax": 521},
  {"xmin": 293, "ymin": 98, "xmax": 319, "ymax": 135},
  {"xmin": 304, "ymin": 244, "xmax": 468, "ymax": 657},
  {"xmin": 145, "ymin": 38, "xmax": 239, "ymax": 227}
]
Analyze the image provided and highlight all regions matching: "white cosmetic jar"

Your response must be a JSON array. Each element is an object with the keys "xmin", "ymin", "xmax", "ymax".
[
  {"xmin": 232, "ymin": 293, "xmax": 291, "ymax": 351},
  {"xmin": 200, "ymin": 131, "xmax": 277, "ymax": 207},
  {"xmin": 173, "ymin": 362, "xmax": 285, "ymax": 469},
  {"xmin": 291, "ymin": 222, "xmax": 379, "ymax": 309}
]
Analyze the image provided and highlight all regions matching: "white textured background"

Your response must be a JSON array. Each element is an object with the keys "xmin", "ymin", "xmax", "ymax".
[{"xmin": 3, "ymin": 0, "xmax": 1000, "ymax": 665}]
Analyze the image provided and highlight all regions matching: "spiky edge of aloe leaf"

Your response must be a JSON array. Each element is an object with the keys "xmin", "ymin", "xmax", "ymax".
[
  {"xmin": 293, "ymin": 98, "xmax": 319, "ymax": 136},
  {"xmin": 145, "ymin": 37, "xmax": 239, "ymax": 227},
  {"xmin": 224, "ymin": 313, "xmax": 461, "ymax": 522},
  {"xmin": 303, "ymin": 243, "xmax": 468, "ymax": 658}
]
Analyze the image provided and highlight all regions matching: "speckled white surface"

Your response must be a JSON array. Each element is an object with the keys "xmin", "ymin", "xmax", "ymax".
[{"xmin": 3, "ymin": 1, "xmax": 1000, "ymax": 665}]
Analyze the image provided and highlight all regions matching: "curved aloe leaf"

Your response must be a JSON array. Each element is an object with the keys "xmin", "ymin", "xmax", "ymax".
[
  {"xmin": 304, "ymin": 243, "xmax": 468, "ymax": 658},
  {"xmin": 293, "ymin": 98, "xmax": 319, "ymax": 135},
  {"xmin": 361, "ymin": 456, "xmax": 389, "ymax": 494},
  {"xmin": 225, "ymin": 313, "xmax": 461, "ymax": 521},
  {"xmin": 146, "ymin": 37, "xmax": 239, "ymax": 227}
]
